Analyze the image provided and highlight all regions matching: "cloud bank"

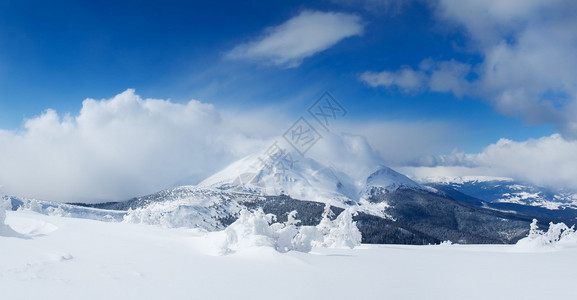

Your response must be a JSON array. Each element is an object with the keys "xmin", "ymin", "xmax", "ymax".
[
  {"xmin": 360, "ymin": 0, "xmax": 577, "ymax": 138},
  {"xmin": 227, "ymin": 10, "xmax": 364, "ymax": 68},
  {"xmin": 2, "ymin": 89, "xmax": 574, "ymax": 202},
  {"xmin": 402, "ymin": 134, "xmax": 577, "ymax": 192},
  {"xmin": 0, "ymin": 90, "xmax": 464, "ymax": 203},
  {"xmin": 0, "ymin": 90, "xmax": 282, "ymax": 203}
]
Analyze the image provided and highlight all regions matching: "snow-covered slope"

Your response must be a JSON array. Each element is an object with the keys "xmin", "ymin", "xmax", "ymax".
[
  {"xmin": 120, "ymin": 186, "xmax": 245, "ymax": 230},
  {"xmin": 3, "ymin": 209, "xmax": 577, "ymax": 300},
  {"xmin": 3, "ymin": 195, "xmax": 125, "ymax": 222}
]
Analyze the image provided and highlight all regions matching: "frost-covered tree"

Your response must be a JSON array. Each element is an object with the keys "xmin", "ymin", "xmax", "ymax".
[
  {"xmin": 1, "ymin": 198, "xmax": 15, "ymax": 236},
  {"xmin": 527, "ymin": 219, "xmax": 544, "ymax": 238},
  {"xmin": 0, "ymin": 199, "xmax": 6, "ymax": 226},
  {"xmin": 221, "ymin": 208, "xmax": 277, "ymax": 253},
  {"xmin": 273, "ymin": 211, "xmax": 301, "ymax": 252},
  {"xmin": 282, "ymin": 210, "xmax": 323, "ymax": 252},
  {"xmin": 291, "ymin": 225, "xmax": 322, "ymax": 252},
  {"xmin": 221, "ymin": 209, "xmax": 322, "ymax": 253},
  {"xmin": 217, "ymin": 205, "xmax": 363, "ymax": 254},
  {"xmin": 316, "ymin": 203, "xmax": 335, "ymax": 236},
  {"xmin": 318, "ymin": 207, "xmax": 362, "ymax": 249},
  {"xmin": 516, "ymin": 219, "xmax": 577, "ymax": 249}
]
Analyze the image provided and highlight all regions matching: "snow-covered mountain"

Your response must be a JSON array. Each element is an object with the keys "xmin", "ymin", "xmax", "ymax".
[
  {"xmin": 420, "ymin": 176, "xmax": 577, "ymax": 210},
  {"xmin": 199, "ymin": 151, "xmax": 428, "ymax": 206}
]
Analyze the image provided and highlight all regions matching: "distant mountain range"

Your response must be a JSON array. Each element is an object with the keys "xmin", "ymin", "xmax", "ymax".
[
  {"xmin": 419, "ymin": 176, "xmax": 577, "ymax": 210},
  {"xmin": 6, "ymin": 151, "xmax": 577, "ymax": 245}
]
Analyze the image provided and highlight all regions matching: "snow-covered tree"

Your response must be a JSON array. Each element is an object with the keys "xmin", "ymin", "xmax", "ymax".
[
  {"xmin": 317, "ymin": 207, "xmax": 362, "ymax": 249},
  {"xmin": 271, "ymin": 211, "xmax": 300, "ymax": 252},
  {"xmin": 1, "ymin": 198, "xmax": 14, "ymax": 236},
  {"xmin": 217, "ymin": 205, "xmax": 363, "ymax": 254},
  {"xmin": 0, "ymin": 199, "xmax": 6, "ymax": 225},
  {"xmin": 221, "ymin": 208, "xmax": 277, "ymax": 253},
  {"xmin": 316, "ymin": 203, "xmax": 335, "ymax": 236},
  {"xmin": 516, "ymin": 219, "xmax": 577, "ymax": 249}
]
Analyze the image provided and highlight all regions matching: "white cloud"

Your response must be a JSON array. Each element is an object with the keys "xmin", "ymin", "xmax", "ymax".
[
  {"xmin": 0, "ymin": 90, "xmax": 283, "ymax": 203},
  {"xmin": 360, "ymin": 67, "xmax": 426, "ymax": 92},
  {"xmin": 360, "ymin": 59, "xmax": 472, "ymax": 97},
  {"xmin": 401, "ymin": 134, "xmax": 577, "ymax": 191},
  {"xmin": 227, "ymin": 10, "xmax": 364, "ymax": 68},
  {"xmin": 427, "ymin": 60, "xmax": 471, "ymax": 98},
  {"xmin": 442, "ymin": 0, "xmax": 577, "ymax": 135},
  {"xmin": 362, "ymin": 0, "xmax": 577, "ymax": 138},
  {"xmin": 434, "ymin": 0, "xmax": 567, "ymax": 47}
]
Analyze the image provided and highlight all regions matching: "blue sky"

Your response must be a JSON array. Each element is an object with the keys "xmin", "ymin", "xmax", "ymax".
[
  {"xmin": 0, "ymin": 1, "xmax": 556, "ymax": 145},
  {"xmin": 1, "ymin": 0, "xmax": 576, "ymax": 202}
]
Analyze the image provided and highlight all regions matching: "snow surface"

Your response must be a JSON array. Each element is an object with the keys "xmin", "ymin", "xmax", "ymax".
[{"xmin": 3, "ymin": 210, "xmax": 577, "ymax": 299}]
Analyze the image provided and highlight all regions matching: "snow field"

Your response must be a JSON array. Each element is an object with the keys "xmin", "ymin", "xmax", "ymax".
[{"xmin": 3, "ymin": 209, "xmax": 577, "ymax": 299}]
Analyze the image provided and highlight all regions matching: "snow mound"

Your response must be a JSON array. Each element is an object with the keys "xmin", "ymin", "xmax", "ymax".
[
  {"xmin": 7, "ymin": 217, "xmax": 59, "ymax": 236},
  {"xmin": 215, "ymin": 206, "xmax": 362, "ymax": 255},
  {"xmin": 515, "ymin": 219, "xmax": 577, "ymax": 250}
]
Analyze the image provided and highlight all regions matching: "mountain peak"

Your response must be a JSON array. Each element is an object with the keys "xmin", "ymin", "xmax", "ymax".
[
  {"xmin": 199, "ymin": 150, "xmax": 428, "ymax": 205},
  {"xmin": 366, "ymin": 166, "xmax": 423, "ymax": 191}
]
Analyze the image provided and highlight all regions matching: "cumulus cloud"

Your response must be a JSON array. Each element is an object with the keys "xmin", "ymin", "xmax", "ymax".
[
  {"xmin": 362, "ymin": 0, "xmax": 577, "ymax": 138},
  {"xmin": 227, "ymin": 10, "xmax": 364, "ymax": 68},
  {"xmin": 401, "ymin": 134, "xmax": 577, "ymax": 191},
  {"xmin": 0, "ymin": 90, "xmax": 283, "ymax": 203}
]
